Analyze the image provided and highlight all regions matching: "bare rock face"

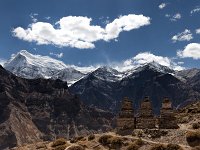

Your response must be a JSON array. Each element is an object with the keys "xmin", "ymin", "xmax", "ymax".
[{"xmin": 0, "ymin": 65, "xmax": 113, "ymax": 149}]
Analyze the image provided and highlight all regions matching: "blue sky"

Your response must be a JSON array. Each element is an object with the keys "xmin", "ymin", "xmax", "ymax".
[{"xmin": 0, "ymin": 0, "xmax": 200, "ymax": 69}]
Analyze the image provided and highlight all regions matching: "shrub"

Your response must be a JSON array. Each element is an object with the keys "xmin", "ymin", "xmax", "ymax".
[
  {"xmin": 192, "ymin": 123, "xmax": 200, "ymax": 129},
  {"xmin": 109, "ymin": 137, "xmax": 123, "ymax": 149},
  {"xmin": 134, "ymin": 138, "xmax": 143, "ymax": 146},
  {"xmin": 52, "ymin": 138, "xmax": 67, "ymax": 147},
  {"xmin": 186, "ymin": 131, "xmax": 200, "ymax": 147},
  {"xmin": 98, "ymin": 134, "xmax": 112, "ymax": 146},
  {"xmin": 88, "ymin": 134, "xmax": 95, "ymax": 141},
  {"xmin": 150, "ymin": 144, "xmax": 166, "ymax": 150},
  {"xmin": 126, "ymin": 139, "xmax": 144, "ymax": 150},
  {"xmin": 70, "ymin": 136, "xmax": 85, "ymax": 143},
  {"xmin": 166, "ymin": 144, "xmax": 183, "ymax": 150},
  {"xmin": 53, "ymin": 145, "xmax": 68, "ymax": 150},
  {"xmin": 126, "ymin": 144, "xmax": 139, "ymax": 150},
  {"xmin": 66, "ymin": 145, "xmax": 85, "ymax": 150},
  {"xmin": 150, "ymin": 143, "xmax": 184, "ymax": 150}
]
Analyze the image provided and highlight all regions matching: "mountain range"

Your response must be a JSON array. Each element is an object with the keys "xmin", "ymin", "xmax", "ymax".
[
  {"xmin": 0, "ymin": 65, "xmax": 113, "ymax": 149},
  {"xmin": 3, "ymin": 50, "xmax": 200, "ymax": 113}
]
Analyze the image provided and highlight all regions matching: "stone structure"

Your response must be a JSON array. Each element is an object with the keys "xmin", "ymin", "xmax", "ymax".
[
  {"xmin": 116, "ymin": 97, "xmax": 135, "ymax": 134},
  {"xmin": 136, "ymin": 97, "xmax": 156, "ymax": 129},
  {"xmin": 116, "ymin": 97, "xmax": 178, "ymax": 132},
  {"xmin": 159, "ymin": 98, "xmax": 179, "ymax": 129}
]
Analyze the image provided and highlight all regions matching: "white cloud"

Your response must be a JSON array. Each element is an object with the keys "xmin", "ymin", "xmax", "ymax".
[
  {"xmin": 165, "ymin": 14, "xmax": 170, "ymax": 18},
  {"xmin": 196, "ymin": 28, "xmax": 200, "ymax": 34},
  {"xmin": 114, "ymin": 52, "xmax": 184, "ymax": 71},
  {"xmin": 170, "ymin": 13, "xmax": 181, "ymax": 21},
  {"xmin": 30, "ymin": 13, "xmax": 38, "ymax": 23},
  {"xmin": 177, "ymin": 43, "xmax": 200, "ymax": 59},
  {"xmin": 12, "ymin": 14, "xmax": 151, "ymax": 49},
  {"xmin": 191, "ymin": 7, "xmax": 200, "ymax": 14},
  {"xmin": 45, "ymin": 16, "xmax": 51, "ymax": 20},
  {"xmin": 49, "ymin": 52, "xmax": 64, "ymax": 58},
  {"xmin": 172, "ymin": 29, "xmax": 193, "ymax": 42},
  {"xmin": 159, "ymin": 3, "xmax": 167, "ymax": 9}
]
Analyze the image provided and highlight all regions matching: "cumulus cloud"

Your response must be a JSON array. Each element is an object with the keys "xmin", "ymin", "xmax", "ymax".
[
  {"xmin": 169, "ymin": 13, "xmax": 181, "ymax": 21},
  {"xmin": 114, "ymin": 52, "xmax": 184, "ymax": 71},
  {"xmin": 196, "ymin": 28, "xmax": 200, "ymax": 34},
  {"xmin": 49, "ymin": 52, "xmax": 64, "ymax": 58},
  {"xmin": 159, "ymin": 3, "xmax": 167, "ymax": 9},
  {"xmin": 172, "ymin": 29, "xmax": 193, "ymax": 42},
  {"xmin": 12, "ymin": 14, "xmax": 151, "ymax": 49},
  {"xmin": 191, "ymin": 7, "xmax": 200, "ymax": 14},
  {"xmin": 177, "ymin": 43, "xmax": 200, "ymax": 59}
]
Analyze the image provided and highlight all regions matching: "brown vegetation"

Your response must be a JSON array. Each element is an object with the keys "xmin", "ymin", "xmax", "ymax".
[{"xmin": 186, "ymin": 131, "xmax": 200, "ymax": 147}]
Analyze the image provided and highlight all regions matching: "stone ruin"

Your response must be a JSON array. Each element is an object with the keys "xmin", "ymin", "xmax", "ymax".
[
  {"xmin": 116, "ymin": 97, "xmax": 178, "ymax": 133},
  {"xmin": 136, "ymin": 96, "xmax": 156, "ymax": 129},
  {"xmin": 159, "ymin": 98, "xmax": 179, "ymax": 129},
  {"xmin": 116, "ymin": 97, "xmax": 135, "ymax": 134}
]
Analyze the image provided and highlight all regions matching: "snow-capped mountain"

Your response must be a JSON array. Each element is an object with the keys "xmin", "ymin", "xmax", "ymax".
[
  {"xmin": 70, "ymin": 62, "xmax": 200, "ymax": 113},
  {"xmin": 4, "ymin": 50, "xmax": 85, "ymax": 85},
  {"xmin": 51, "ymin": 68, "xmax": 85, "ymax": 86},
  {"xmin": 124, "ymin": 61, "xmax": 175, "ymax": 77},
  {"xmin": 90, "ymin": 66, "xmax": 124, "ymax": 82}
]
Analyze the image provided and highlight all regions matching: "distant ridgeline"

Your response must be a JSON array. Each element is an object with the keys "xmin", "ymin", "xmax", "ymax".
[{"xmin": 116, "ymin": 97, "xmax": 178, "ymax": 135}]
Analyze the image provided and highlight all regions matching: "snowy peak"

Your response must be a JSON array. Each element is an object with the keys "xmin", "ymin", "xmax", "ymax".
[
  {"xmin": 90, "ymin": 66, "xmax": 123, "ymax": 82},
  {"xmin": 5, "ymin": 50, "xmax": 68, "ymax": 70},
  {"xmin": 4, "ymin": 50, "xmax": 85, "ymax": 84},
  {"xmin": 131, "ymin": 61, "xmax": 175, "ymax": 74}
]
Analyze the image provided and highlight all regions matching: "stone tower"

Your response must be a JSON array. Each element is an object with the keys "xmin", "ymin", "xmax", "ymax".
[
  {"xmin": 136, "ymin": 96, "xmax": 156, "ymax": 129},
  {"xmin": 116, "ymin": 97, "xmax": 135, "ymax": 135},
  {"xmin": 159, "ymin": 98, "xmax": 179, "ymax": 129}
]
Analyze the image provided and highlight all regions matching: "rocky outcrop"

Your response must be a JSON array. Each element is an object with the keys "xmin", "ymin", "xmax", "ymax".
[{"xmin": 0, "ymin": 65, "xmax": 113, "ymax": 149}]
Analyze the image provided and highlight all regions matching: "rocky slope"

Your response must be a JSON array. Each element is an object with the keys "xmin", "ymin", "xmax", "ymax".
[
  {"xmin": 0, "ymin": 65, "xmax": 113, "ymax": 149},
  {"xmin": 13, "ymin": 101, "xmax": 200, "ymax": 150}
]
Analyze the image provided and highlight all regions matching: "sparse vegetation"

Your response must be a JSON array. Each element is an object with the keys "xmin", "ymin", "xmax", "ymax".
[
  {"xmin": 150, "ymin": 143, "xmax": 183, "ymax": 150},
  {"xmin": 66, "ymin": 145, "xmax": 85, "ymax": 150},
  {"xmin": 150, "ymin": 144, "xmax": 166, "ymax": 150},
  {"xmin": 192, "ymin": 123, "xmax": 200, "ymax": 129},
  {"xmin": 98, "ymin": 134, "xmax": 112, "ymax": 146},
  {"xmin": 109, "ymin": 136, "xmax": 123, "ymax": 149},
  {"xmin": 70, "ymin": 136, "xmax": 85, "ymax": 143},
  {"xmin": 88, "ymin": 134, "xmax": 95, "ymax": 141},
  {"xmin": 166, "ymin": 144, "xmax": 183, "ymax": 150},
  {"xmin": 51, "ymin": 138, "xmax": 67, "ymax": 147},
  {"xmin": 186, "ymin": 131, "xmax": 200, "ymax": 147},
  {"xmin": 126, "ymin": 138, "xmax": 144, "ymax": 150}
]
